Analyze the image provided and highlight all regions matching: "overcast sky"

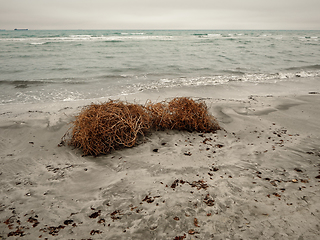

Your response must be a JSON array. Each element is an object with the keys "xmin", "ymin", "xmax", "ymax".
[{"xmin": 1, "ymin": 0, "xmax": 319, "ymax": 30}]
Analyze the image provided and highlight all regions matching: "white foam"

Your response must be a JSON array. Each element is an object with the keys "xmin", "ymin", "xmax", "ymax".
[
  {"xmin": 69, "ymin": 35, "xmax": 93, "ymax": 38},
  {"xmin": 207, "ymin": 34, "xmax": 222, "ymax": 38},
  {"xmin": 0, "ymin": 34, "xmax": 174, "ymax": 43},
  {"xmin": 29, "ymin": 42, "xmax": 46, "ymax": 45}
]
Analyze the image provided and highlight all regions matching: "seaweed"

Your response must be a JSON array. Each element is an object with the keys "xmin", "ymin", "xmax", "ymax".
[
  {"xmin": 147, "ymin": 97, "xmax": 219, "ymax": 133},
  {"xmin": 65, "ymin": 100, "xmax": 151, "ymax": 156},
  {"xmin": 63, "ymin": 97, "xmax": 220, "ymax": 156}
]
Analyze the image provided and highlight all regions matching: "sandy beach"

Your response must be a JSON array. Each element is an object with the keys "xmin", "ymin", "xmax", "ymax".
[{"xmin": 1, "ymin": 92, "xmax": 320, "ymax": 239}]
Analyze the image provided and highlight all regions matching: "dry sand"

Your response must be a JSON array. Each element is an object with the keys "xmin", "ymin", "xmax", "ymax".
[{"xmin": 1, "ymin": 93, "xmax": 320, "ymax": 239}]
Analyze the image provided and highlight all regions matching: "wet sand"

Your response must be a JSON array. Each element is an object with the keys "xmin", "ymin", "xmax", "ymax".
[{"xmin": 1, "ymin": 93, "xmax": 320, "ymax": 239}]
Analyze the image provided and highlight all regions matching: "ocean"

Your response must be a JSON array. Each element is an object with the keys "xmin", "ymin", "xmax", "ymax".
[{"xmin": 0, "ymin": 30, "xmax": 319, "ymax": 105}]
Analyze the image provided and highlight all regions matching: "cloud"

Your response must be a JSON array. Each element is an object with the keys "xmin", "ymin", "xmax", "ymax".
[{"xmin": 0, "ymin": 0, "xmax": 319, "ymax": 30}]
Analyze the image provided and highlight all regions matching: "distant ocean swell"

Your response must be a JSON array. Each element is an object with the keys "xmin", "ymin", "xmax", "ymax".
[{"xmin": 0, "ymin": 31, "xmax": 318, "ymax": 43}]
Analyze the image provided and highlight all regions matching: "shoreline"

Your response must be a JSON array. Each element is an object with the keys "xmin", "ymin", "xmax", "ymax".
[
  {"xmin": 1, "ymin": 93, "xmax": 320, "ymax": 239},
  {"xmin": 1, "ymin": 75, "xmax": 319, "ymax": 107}
]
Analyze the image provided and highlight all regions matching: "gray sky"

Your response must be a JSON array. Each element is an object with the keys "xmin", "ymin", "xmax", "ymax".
[{"xmin": 1, "ymin": 0, "xmax": 319, "ymax": 30}]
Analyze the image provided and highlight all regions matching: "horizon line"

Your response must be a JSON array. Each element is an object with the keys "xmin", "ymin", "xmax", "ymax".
[{"xmin": 1, "ymin": 28, "xmax": 320, "ymax": 31}]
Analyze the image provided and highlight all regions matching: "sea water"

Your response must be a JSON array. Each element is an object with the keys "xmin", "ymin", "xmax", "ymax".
[{"xmin": 0, "ymin": 30, "xmax": 319, "ymax": 104}]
